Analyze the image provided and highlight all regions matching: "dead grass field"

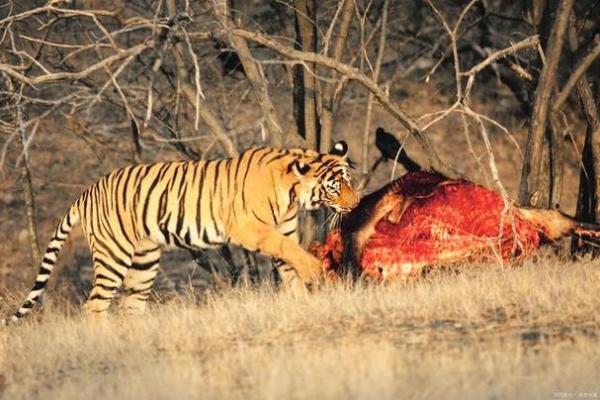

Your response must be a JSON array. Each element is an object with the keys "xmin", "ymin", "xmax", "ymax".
[{"xmin": 1, "ymin": 255, "xmax": 599, "ymax": 400}]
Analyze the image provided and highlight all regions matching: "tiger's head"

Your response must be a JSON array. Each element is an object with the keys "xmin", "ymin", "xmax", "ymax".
[{"xmin": 291, "ymin": 141, "xmax": 360, "ymax": 214}]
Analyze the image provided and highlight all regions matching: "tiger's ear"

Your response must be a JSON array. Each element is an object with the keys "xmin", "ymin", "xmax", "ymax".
[
  {"xmin": 329, "ymin": 140, "xmax": 348, "ymax": 158},
  {"xmin": 291, "ymin": 160, "xmax": 311, "ymax": 176}
]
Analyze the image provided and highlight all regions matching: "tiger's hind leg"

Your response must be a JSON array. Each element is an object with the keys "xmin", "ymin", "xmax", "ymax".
[
  {"xmin": 84, "ymin": 250, "xmax": 132, "ymax": 317},
  {"xmin": 122, "ymin": 242, "xmax": 161, "ymax": 314}
]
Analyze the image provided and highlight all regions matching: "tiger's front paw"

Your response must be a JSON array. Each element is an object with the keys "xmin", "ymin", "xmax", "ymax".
[{"xmin": 296, "ymin": 258, "xmax": 324, "ymax": 284}]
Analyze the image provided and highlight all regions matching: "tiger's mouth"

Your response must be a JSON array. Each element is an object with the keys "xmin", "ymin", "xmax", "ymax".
[{"xmin": 332, "ymin": 205, "xmax": 353, "ymax": 214}]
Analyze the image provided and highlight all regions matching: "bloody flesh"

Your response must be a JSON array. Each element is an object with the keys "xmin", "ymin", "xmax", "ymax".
[{"xmin": 313, "ymin": 172, "xmax": 586, "ymax": 280}]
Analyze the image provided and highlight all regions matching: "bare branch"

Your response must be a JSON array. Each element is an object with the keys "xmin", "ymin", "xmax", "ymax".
[
  {"xmin": 166, "ymin": 0, "xmax": 237, "ymax": 157},
  {"xmin": 463, "ymin": 35, "xmax": 540, "ymax": 99},
  {"xmin": 553, "ymin": 34, "xmax": 600, "ymax": 111},
  {"xmin": 226, "ymin": 28, "xmax": 456, "ymax": 177},
  {"xmin": 361, "ymin": 0, "xmax": 389, "ymax": 175},
  {"xmin": 462, "ymin": 36, "xmax": 540, "ymax": 77},
  {"xmin": 211, "ymin": 1, "xmax": 284, "ymax": 146},
  {"xmin": 0, "ymin": 42, "xmax": 152, "ymax": 86}
]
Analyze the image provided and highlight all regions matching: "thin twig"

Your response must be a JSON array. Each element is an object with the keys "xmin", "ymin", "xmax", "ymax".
[{"xmin": 227, "ymin": 27, "xmax": 456, "ymax": 177}]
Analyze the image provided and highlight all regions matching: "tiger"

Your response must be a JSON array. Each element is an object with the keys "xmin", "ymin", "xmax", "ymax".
[{"xmin": 4, "ymin": 141, "xmax": 359, "ymax": 323}]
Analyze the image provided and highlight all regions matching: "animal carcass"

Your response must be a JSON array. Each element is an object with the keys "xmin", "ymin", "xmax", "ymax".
[{"xmin": 311, "ymin": 171, "xmax": 599, "ymax": 280}]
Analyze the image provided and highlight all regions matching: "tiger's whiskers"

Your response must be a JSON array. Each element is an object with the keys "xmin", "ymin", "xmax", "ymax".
[{"xmin": 326, "ymin": 211, "xmax": 342, "ymax": 231}]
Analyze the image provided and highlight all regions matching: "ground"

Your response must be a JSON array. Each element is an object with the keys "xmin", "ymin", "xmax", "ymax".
[{"xmin": 1, "ymin": 255, "xmax": 599, "ymax": 399}]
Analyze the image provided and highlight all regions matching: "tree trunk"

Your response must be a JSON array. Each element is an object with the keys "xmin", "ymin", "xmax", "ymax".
[
  {"xmin": 16, "ymin": 115, "xmax": 41, "ymax": 272},
  {"xmin": 293, "ymin": 0, "xmax": 319, "ymax": 148},
  {"xmin": 548, "ymin": 112, "xmax": 564, "ymax": 209},
  {"xmin": 569, "ymin": 18, "xmax": 600, "ymax": 255},
  {"xmin": 518, "ymin": 0, "xmax": 574, "ymax": 208},
  {"xmin": 293, "ymin": 0, "xmax": 321, "ymax": 245}
]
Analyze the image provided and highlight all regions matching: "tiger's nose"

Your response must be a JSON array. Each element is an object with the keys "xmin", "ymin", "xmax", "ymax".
[{"xmin": 340, "ymin": 182, "xmax": 360, "ymax": 210}]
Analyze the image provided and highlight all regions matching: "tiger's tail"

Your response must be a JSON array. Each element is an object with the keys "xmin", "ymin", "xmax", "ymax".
[{"xmin": 3, "ymin": 203, "xmax": 80, "ymax": 325}]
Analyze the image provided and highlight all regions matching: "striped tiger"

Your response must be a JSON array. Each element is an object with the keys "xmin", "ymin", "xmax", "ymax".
[{"xmin": 4, "ymin": 141, "xmax": 359, "ymax": 323}]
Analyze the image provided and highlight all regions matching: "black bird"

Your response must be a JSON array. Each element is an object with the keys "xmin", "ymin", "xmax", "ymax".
[{"xmin": 375, "ymin": 127, "xmax": 422, "ymax": 172}]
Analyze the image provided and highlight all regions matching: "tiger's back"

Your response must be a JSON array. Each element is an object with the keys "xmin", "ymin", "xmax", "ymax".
[{"xmin": 80, "ymin": 160, "xmax": 230, "ymax": 253}]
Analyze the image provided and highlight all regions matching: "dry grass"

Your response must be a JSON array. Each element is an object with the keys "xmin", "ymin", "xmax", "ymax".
[{"xmin": 1, "ymin": 256, "xmax": 600, "ymax": 400}]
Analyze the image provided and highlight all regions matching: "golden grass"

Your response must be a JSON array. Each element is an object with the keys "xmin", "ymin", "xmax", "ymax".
[{"xmin": 1, "ymin": 257, "xmax": 600, "ymax": 400}]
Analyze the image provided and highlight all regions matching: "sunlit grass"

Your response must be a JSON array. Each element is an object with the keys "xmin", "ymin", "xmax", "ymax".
[{"xmin": 1, "ymin": 257, "xmax": 599, "ymax": 399}]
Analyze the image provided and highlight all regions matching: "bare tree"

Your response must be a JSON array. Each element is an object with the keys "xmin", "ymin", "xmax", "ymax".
[
  {"xmin": 518, "ymin": 0, "xmax": 574, "ymax": 208},
  {"xmin": 568, "ymin": 18, "xmax": 600, "ymax": 255}
]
